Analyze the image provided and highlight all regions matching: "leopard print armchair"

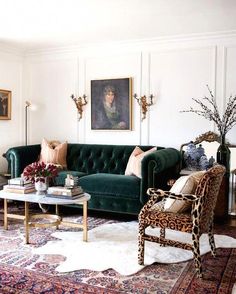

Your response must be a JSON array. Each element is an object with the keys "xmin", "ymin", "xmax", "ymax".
[{"xmin": 138, "ymin": 164, "xmax": 225, "ymax": 278}]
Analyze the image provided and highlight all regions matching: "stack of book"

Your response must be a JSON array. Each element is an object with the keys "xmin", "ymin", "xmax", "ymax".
[
  {"xmin": 3, "ymin": 177, "xmax": 35, "ymax": 194},
  {"xmin": 47, "ymin": 186, "xmax": 84, "ymax": 199}
]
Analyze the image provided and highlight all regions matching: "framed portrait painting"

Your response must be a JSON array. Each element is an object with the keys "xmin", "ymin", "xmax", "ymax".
[
  {"xmin": 0, "ymin": 89, "xmax": 11, "ymax": 120},
  {"xmin": 91, "ymin": 77, "xmax": 132, "ymax": 130}
]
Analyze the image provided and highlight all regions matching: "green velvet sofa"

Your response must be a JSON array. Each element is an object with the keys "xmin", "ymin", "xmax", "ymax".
[{"xmin": 4, "ymin": 143, "xmax": 181, "ymax": 215}]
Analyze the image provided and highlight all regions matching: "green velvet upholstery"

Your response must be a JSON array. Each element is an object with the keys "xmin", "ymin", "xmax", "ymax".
[
  {"xmin": 4, "ymin": 143, "xmax": 181, "ymax": 215},
  {"xmin": 80, "ymin": 173, "xmax": 140, "ymax": 199},
  {"xmin": 54, "ymin": 170, "xmax": 87, "ymax": 186},
  {"xmin": 79, "ymin": 173, "xmax": 141, "ymax": 214},
  {"xmin": 5, "ymin": 144, "xmax": 41, "ymax": 178},
  {"xmin": 66, "ymin": 144, "xmax": 161, "ymax": 174}
]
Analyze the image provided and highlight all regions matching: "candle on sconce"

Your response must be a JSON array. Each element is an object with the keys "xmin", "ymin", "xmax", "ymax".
[
  {"xmin": 134, "ymin": 94, "xmax": 154, "ymax": 121},
  {"xmin": 70, "ymin": 94, "xmax": 88, "ymax": 120}
]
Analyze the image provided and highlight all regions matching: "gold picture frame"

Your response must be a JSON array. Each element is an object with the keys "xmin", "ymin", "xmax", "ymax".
[
  {"xmin": 0, "ymin": 89, "xmax": 11, "ymax": 120},
  {"xmin": 91, "ymin": 77, "xmax": 132, "ymax": 130}
]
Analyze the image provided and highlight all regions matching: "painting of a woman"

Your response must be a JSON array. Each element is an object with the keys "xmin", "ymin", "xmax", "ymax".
[{"xmin": 91, "ymin": 78, "xmax": 132, "ymax": 130}]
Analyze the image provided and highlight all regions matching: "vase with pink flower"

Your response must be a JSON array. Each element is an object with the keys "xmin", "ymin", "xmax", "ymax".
[{"xmin": 23, "ymin": 162, "xmax": 58, "ymax": 195}]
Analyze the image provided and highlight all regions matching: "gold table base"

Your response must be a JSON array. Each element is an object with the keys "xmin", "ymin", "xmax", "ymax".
[{"xmin": 3, "ymin": 199, "xmax": 88, "ymax": 244}]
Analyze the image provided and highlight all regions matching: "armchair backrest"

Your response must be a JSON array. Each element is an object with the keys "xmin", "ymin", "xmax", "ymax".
[{"xmin": 193, "ymin": 165, "xmax": 225, "ymax": 233}]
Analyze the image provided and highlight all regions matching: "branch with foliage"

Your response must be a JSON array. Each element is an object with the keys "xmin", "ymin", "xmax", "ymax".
[{"xmin": 181, "ymin": 85, "xmax": 236, "ymax": 136}]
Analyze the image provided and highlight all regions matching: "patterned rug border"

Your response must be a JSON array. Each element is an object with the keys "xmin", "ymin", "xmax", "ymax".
[
  {"xmin": 0, "ymin": 262, "xmax": 121, "ymax": 294},
  {"xmin": 170, "ymin": 248, "xmax": 236, "ymax": 293},
  {"xmin": 0, "ymin": 204, "xmax": 235, "ymax": 293}
]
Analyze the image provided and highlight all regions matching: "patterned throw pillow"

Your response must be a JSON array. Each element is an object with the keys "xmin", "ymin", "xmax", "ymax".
[
  {"xmin": 125, "ymin": 146, "xmax": 157, "ymax": 178},
  {"xmin": 164, "ymin": 171, "xmax": 205, "ymax": 213},
  {"xmin": 39, "ymin": 138, "xmax": 67, "ymax": 169}
]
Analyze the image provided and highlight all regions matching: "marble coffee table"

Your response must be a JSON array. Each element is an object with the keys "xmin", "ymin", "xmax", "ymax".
[{"xmin": 0, "ymin": 190, "xmax": 90, "ymax": 244}]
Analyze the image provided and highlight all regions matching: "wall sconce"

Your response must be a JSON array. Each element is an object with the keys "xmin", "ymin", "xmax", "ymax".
[
  {"xmin": 133, "ymin": 94, "xmax": 154, "ymax": 121},
  {"xmin": 25, "ymin": 101, "xmax": 31, "ymax": 146},
  {"xmin": 71, "ymin": 94, "xmax": 88, "ymax": 121}
]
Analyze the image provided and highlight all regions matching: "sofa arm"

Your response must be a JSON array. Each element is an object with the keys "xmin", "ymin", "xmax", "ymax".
[
  {"xmin": 4, "ymin": 144, "xmax": 41, "ymax": 178},
  {"xmin": 140, "ymin": 147, "xmax": 181, "ymax": 204}
]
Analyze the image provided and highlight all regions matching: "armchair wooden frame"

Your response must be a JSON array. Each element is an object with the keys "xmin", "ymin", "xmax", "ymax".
[{"xmin": 138, "ymin": 165, "xmax": 225, "ymax": 278}]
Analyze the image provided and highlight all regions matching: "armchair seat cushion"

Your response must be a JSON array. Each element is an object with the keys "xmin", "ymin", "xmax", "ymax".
[
  {"xmin": 79, "ymin": 173, "xmax": 140, "ymax": 199},
  {"xmin": 140, "ymin": 209, "xmax": 192, "ymax": 232}
]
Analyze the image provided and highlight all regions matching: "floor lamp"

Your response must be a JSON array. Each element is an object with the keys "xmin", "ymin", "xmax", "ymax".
[{"xmin": 25, "ymin": 101, "xmax": 31, "ymax": 146}]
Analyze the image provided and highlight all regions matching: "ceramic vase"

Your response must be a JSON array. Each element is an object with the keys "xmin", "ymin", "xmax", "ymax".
[
  {"xmin": 35, "ymin": 178, "xmax": 48, "ymax": 195},
  {"xmin": 216, "ymin": 134, "xmax": 231, "ymax": 174}
]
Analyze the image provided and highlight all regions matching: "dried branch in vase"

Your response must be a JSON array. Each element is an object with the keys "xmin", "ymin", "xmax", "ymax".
[{"xmin": 181, "ymin": 85, "xmax": 236, "ymax": 136}]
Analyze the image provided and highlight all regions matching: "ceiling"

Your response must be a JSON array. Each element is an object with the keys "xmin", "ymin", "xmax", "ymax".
[{"xmin": 0, "ymin": 0, "xmax": 236, "ymax": 52}]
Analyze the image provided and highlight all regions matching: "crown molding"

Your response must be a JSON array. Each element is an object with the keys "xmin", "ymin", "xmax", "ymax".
[
  {"xmin": 11, "ymin": 29, "xmax": 236, "ymax": 58},
  {"xmin": 0, "ymin": 42, "xmax": 24, "ymax": 58}
]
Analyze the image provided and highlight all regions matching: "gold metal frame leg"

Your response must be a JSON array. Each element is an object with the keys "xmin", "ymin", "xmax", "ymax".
[
  {"xmin": 25, "ymin": 202, "xmax": 29, "ymax": 244},
  {"xmin": 83, "ymin": 200, "xmax": 88, "ymax": 242},
  {"xmin": 4, "ymin": 198, "xmax": 8, "ymax": 230},
  {"xmin": 56, "ymin": 204, "xmax": 59, "ymax": 229}
]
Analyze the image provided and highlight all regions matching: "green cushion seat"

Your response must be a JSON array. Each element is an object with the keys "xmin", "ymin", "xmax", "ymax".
[
  {"xmin": 79, "ymin": 173, "xmax": 140, "ymax": 199},
  {"xmin": 55, "ymin": 170, "xmax": 87, "ymax": 186}
]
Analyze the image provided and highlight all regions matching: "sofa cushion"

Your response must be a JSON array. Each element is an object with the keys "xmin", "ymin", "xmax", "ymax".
[
  {"xmin": 55, "ymin": 170, "xmax": 87, "ymax": 186},
  {"xmin": 125, "ymin": 146, "xmax": 157, "ymax": 178},
  {"xmin": 39, "ymin": 138, "xmax": 68, "ymax": 168},
  {"xmin": 79, "ymin": 173, "xmax": 140, "ymax": 199}
]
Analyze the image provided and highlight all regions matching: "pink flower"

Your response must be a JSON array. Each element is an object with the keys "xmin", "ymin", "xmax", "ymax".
[{"xmin": 23, "ymin": 161, "xmax": 58, "ymax": 183}]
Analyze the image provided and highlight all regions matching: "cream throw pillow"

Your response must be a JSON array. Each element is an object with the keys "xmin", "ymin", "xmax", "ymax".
[
  {"xmin": 164, "ymin": 171, "xmax": 205, "ymax": 213},
  {"xmin": 125, "ymin": 146, "xmax": 157, "ymax": 178},
  {"xmin": 39, "ymin": 138, "xmax": 68, "ymax": 168}
]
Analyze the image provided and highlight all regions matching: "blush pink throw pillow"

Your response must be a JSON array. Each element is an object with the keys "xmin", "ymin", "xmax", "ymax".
[
  {"xmin": 39, "ymin": 138, "xmax": 68, "ymax": 169},
  {"xmin": 125, "ymin": 146, "xmax": 157, "ymax": 178}
]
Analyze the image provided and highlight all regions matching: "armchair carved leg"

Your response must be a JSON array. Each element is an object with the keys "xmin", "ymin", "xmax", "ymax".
[
  {"xmin": 192, "ymin": 228, "xmax": 202, "ymax": 278},
  {"xmin": 208, "ymin": 220, "xmax": 216, "ymax": 257},
  {"xmin": 138, "ymin": 223, "xmax": 145, "ymax": 265}
]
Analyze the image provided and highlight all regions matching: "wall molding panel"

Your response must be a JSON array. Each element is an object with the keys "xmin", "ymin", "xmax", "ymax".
[
  {"xmin": 1, "ymin": 31, "xmax": 236, "ymax": 172},
  {"xmin": 23, "ymin": 33, "xmax": 236, "ymax": 148},
  {"xmin": 148, "ymin": 45, "xmax": 218, "ymax": 148}
]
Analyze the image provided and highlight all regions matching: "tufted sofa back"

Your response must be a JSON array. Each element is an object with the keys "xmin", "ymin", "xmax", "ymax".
[{"xmin": 67, "ymin": 144, "xmax": 164, "ymax": 175}]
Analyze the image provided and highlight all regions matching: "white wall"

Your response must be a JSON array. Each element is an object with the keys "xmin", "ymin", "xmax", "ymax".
[
  {"xmin": 82, "ymin": 51, "xmax": 142, "ymax": 145},
  {"xmin": 0, "ymin": 49, "xmax": 23, "ymax": 172},
  {"xmin": 1, "ymin": 31, "xmax": 236, "ymax": 173},
  {"xmin": 23, "ymin": 55, "xmax": 78, "ymax": 144}
]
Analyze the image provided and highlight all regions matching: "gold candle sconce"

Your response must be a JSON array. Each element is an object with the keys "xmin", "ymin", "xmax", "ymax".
[
  {"xmin": 134, "ymin": 94, "xmax": 154, "ymax": 121},
  {"xmin": 71, "ymin": 94, "xmax": 88, "ymax": 120}
]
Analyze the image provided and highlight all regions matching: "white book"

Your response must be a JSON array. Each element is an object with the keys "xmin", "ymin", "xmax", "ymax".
[
  {"xmin": 4, "ymin": 184, "xmax": 34, "ymax": 190},
  {"xmin": 3, "ymin": 186, "xmax": 36, "ymax": 194},
  {"xmin": 8, "ymin": 177, "xmax": 31, "ymax": 186},
  {"xmin": 47, "ymin": 193, "xmax": 85, "ymax": 199},
  {"xmin": 47, "ymin": 186, "xmax": 83, "ymax": 193}
]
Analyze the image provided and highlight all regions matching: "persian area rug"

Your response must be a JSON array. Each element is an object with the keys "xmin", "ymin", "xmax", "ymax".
[
  {"xmin": 0, "ymin": 204, "xmax": 235, "ymax": 293},
  {"xmin": 33, "ymin": 221, "xmax": 236, "ymax": 276}
]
